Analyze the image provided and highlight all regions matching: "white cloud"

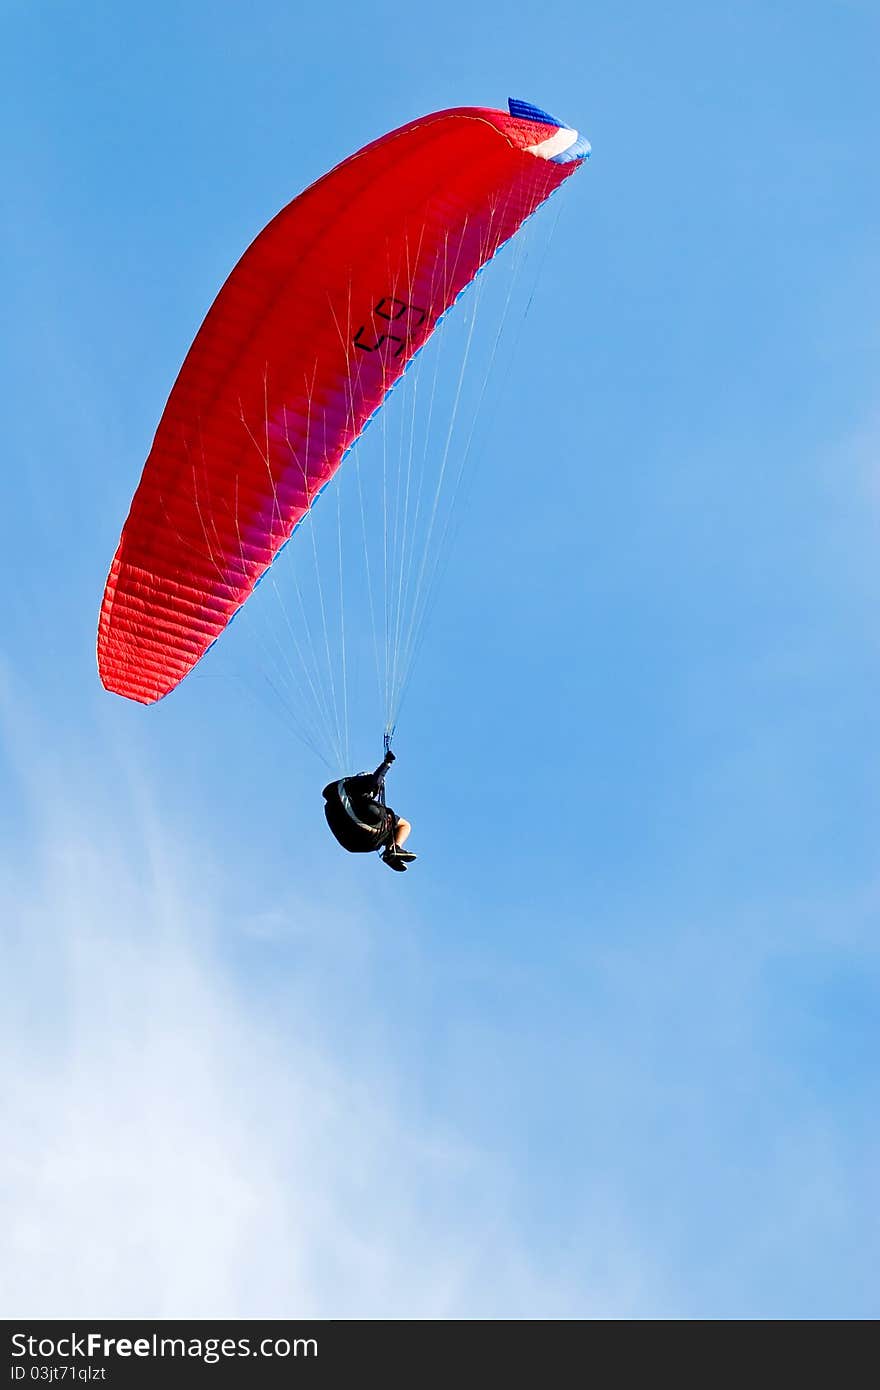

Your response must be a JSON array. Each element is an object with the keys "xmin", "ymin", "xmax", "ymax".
[
  {"xmin": 0, "ymin": 686, "xmax": 649, "ymax": 1319},
  {"xmin": 7, "ymin": 674, "xmax": 873, "ymax": 1319}
]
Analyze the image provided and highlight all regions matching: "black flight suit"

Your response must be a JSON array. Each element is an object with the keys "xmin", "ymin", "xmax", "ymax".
[{"xmin": 323, "ymin": 754, "xmax": 396, "ymax": 852}]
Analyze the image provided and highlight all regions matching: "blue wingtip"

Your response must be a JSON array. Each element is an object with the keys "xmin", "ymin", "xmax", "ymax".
[
  {"xmin": 507, "ymin": 97, "xmax": 591, "ymax": 163},
  {"xmin": 508, "ymin": 97, "xmax": 565, "ymax": 127}
]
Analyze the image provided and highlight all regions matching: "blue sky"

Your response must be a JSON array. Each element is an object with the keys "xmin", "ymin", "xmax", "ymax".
[{"xmin": 2, "ymin": 0, "xmax": 879, "ymax": 1318}]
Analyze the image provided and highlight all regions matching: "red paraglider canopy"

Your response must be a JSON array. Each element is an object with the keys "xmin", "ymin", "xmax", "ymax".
[{"xmin": 98, "ymin": 101, "xmax": 588, "ymax": 704}]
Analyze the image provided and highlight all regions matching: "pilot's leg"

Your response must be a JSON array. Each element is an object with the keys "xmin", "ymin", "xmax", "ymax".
[{"xmin": 381, "ymin": 815, "xmax": 416, "ymax": 870}]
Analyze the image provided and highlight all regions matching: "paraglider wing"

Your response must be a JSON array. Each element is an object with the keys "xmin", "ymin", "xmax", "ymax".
[{"xmin": 97, "ymin": 100, "xmax": 589, "ymax": 704}]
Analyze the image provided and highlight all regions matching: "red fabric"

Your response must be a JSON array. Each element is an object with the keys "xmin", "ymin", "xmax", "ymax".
[{"xmin": 98, "ymin": 107, "xmax": 579, "ymax": 703}]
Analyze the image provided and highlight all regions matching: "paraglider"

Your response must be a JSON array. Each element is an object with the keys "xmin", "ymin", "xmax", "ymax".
[
  {"xmin": 322, "ymin": 747, "xmax": 415, "ymax": 871},
  {"xmin": 96, "ymin": 97, "xmax": 589, "ymax": 863}
]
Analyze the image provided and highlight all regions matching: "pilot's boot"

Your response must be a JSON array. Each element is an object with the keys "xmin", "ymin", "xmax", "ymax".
[{"xmin": 382, "ymin": 846, "xmax": 417, "ymax": 870}]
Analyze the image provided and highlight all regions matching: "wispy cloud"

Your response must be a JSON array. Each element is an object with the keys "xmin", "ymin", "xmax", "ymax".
[
  {"xmin": 0, "ymin": 678, "xmax": 651, "ymax": 1319},
  {"xmin": 3, "ymin": 667, "xmax": 876, "ymax": 1319}
]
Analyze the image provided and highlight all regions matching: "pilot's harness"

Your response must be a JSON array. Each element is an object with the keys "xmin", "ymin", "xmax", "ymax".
[{"xmin": 336, "ymin": 734, "xmax": 395, "ymax": 850}]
